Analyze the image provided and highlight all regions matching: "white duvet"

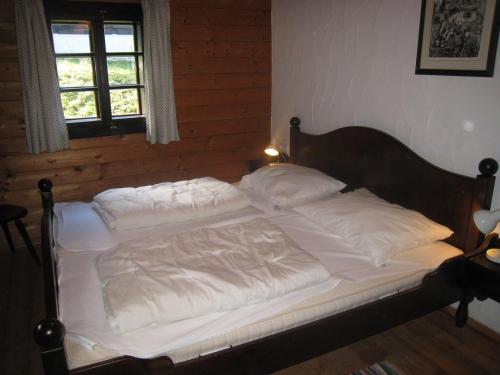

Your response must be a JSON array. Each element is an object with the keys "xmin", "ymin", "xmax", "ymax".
[
  {"xmin": 93, "ymin": 177, "xmax": 251, "ymax": 230},
  {"xmin": 96, "ymin": 219, "xmax": 332, "ymax": 333}
]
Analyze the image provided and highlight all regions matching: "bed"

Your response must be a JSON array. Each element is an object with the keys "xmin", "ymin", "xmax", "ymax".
[{"xmin": 34, "ymin": 119, "xmax": 497, "ymax": 375}]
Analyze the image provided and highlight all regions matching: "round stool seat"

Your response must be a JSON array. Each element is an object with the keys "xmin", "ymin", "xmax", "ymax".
[
  {"xmin": 0, "ymin": 204, "xmax": 40, "ymax": 266},
  {"xmin": 0, "ymin": 205, "xmax": 28, "ymax": 223}
]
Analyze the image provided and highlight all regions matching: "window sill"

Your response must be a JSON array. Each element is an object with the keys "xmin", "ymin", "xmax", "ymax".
[{"xmin": 67, "ymin": 117, "xmax": 146, "ymax": 139}]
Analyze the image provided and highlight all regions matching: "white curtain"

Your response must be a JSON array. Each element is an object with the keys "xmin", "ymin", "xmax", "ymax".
[
  {"xmin": 141, "ymin": 0, "xmax": 179, "ymax": 144},
  {"xmin": 15, "ymin": 0, "xmax": 69, "ymax": 154}
]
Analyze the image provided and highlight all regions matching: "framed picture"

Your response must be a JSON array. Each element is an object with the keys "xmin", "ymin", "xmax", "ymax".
[{"xmin": 415, "ymin": 0, "xmax": 500, "ymax": 76}]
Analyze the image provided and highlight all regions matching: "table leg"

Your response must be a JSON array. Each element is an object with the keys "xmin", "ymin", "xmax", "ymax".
[
  {"xmin": 15, "ymin": 220, "xmax": 41, "ymax": 266},
  {"xmin": 1, "ymin": 222, "xmax": 15, "ymax": 253}
]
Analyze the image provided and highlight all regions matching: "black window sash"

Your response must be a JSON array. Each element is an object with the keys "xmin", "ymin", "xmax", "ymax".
[{"xmin": 45, "ymin": 1, "xmax": 145, "ymax": 139}]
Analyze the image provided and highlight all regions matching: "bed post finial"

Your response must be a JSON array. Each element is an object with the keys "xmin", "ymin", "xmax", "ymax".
[
  {"xmin": 38, "ymin": 179, "xmax": 54, "ymax": 213},
  {"xmin": 289, "ymin": 117, "xmax": 301, "ymax": 164},
  {"xmin": 33, "ymin": 318, "xmax": 69, "ymax": 375},
  {"xmin": 290, "ymin": 117, "xmax": 301, "ymax": 128},
  {"xmin": 38, "ymin": 179, "xmax": 53, "ymax": 192},
  {"xmin": 33, "ymin": 318, "xmax": 65, "ymax": 349},
  {"xmin": 478, "ymin": 158, "xmax": 498, "ymax": 177}
]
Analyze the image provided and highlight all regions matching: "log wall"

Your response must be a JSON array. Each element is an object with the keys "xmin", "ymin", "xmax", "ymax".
[{"xmin": 0, "ymin": 0, "xmax": 271, "ymax": 249}]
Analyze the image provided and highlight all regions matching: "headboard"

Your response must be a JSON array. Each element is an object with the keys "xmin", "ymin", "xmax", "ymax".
[{"xmin": 289, "ymin": 118, "xmax": 497, "ymax": 253}]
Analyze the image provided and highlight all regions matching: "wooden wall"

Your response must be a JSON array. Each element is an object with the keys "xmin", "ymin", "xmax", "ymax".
[{"xmin": 0, "ymin": 0, "xmax": 271, "ymax": 249}]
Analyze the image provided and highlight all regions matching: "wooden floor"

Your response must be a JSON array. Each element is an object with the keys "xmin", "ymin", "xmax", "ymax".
[{"xmin": 1, "ymin": 248, "xmax": 500, "ymax": 375}]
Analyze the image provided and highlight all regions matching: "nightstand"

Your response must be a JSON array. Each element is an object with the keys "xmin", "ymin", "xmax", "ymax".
[
  {"xmin": 467, "ymin": 247, "xmax": 500, "ymax": 303},
  {"xmin": 455, "ymin": 233, "xmax": 499, "ymax": 327}
]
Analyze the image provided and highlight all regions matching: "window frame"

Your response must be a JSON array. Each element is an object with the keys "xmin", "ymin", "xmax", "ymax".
[{"xmin": 45, "ymin": 1, "xmax": 145, "ymax": 139}]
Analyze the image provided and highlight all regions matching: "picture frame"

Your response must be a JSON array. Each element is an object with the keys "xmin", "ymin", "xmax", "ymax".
[{"xmin": 415, "ymin": 0, "xmax": 500, "ymax": 77}]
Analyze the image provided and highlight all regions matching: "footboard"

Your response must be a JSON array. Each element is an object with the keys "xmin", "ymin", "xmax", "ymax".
[{"xmin": 34, "ymin": 179, "xmax": 68, "ymax": 375}]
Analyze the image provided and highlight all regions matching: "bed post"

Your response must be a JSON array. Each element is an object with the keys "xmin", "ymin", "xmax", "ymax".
[
  {"xmin": 464, "ymin": 158, "xmax": 498, "ymax": 252},
  {"xmin": 455, "ymin": 158, "xmax": 497, "ymax": 327},
  {"xmin": 34, "ymin": 179, "xmax": 69, "ymax": 375},
  {"xmin": 289, "ymin": 117, "xmax": 301, "ymax": 163}
]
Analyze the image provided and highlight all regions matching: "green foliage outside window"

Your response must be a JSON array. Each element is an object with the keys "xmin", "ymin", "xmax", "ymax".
[{"xmin": 57, "ymin": 58, "xmax": 139, "ymax": 119}]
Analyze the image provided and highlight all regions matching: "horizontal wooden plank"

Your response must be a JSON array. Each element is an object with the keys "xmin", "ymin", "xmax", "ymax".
[
  {"xmin": 101, "ymin": 146, "xmax": 262, "ymax": 180},
  {"xmin": 3, "ymin": 164, "xmax": 104, "ymax": 191},
  {"xmin": 0, "ymin": 116, "xmax": 23, "ymax": 127},
  {"xmin": 174, "ymin": 72, "xmax": 270, "ymax": 91},
  {"xmin": 170, "ymin": 0, "xmax": 270, "ymax": 11},
  {"xmin": 18, "ymin": 206, "xmax": 43, "ymax": 226},
  {"xmin": 208, "ymin": 130, "xmax": 268, "ymax": 150},
  {"xmin": 0, "ymin": 117, "xmax": 25, "ymax": 139},
  {"xmin": 0, "ymin": 63, "xmax": 20, "ymax": 82},
  {"xmin": 0, "ymin": 100, "xmax": 23, "ymax": 116},
  {"xmin": 180, "ymin": 147, "xmax": 262, "ymax": 169},
  {"xmin": 0, "ymin": 139, "xmax": 205, "ymax": 173},
  {"xmin": 212, "ymin": 41, "xmax": 270, "ymax": 58},
  {"xmin": 0, "ymin": 82, "xmax": 22, "ymax": 100},
  {"xmin": 0, "ymin": 3, "xmax": 14, "ymax": 22},
  {"xmin": 2, "ymin": 160, "xmax": 252, "ymax": 205},
  {"xmin": 179, "ymin": 116, "xmax": 269, "ymax": 138},
  {"xmin": 0, "ymin": 125, "xmax": 24, "ymax": 139},
  {"xmin": 172, "ymin": 57, "xmax": 270, "ymax": 74},
  {"xmin": 0, "ymin": 136, "xmax": 26, "ymax": 155},
  {"xmin": 101, "ymin": 155, "xmax": 181, "ymax": 179},
  {"xmin": 172, "ymin": 41, "xmax": 270, "ymax": 58},
  {"xmin": 69, "ymin": 133, "xmax": 146, "ymax": 150},
  {"xmin": 177, "ymin": 102, "xmax": 270, "ymax": 123},
  {"xmin": 0, "ymin": 130, "xmax": 268, "ymax": 173},
  {"xmin": 0, "ymin": 148, "xmax": 104, "ymax": 173},
  {"xmin": 172, "ymin": 24, "xmax": 270, "ymax": 42},
  {"xmin": 171, "ymin": 7, "xmax": 269, "ymax": 26},
  {"xmin": 175, "ymin": 88, "xmax": 270, "ymax": 107},
  {"xmin": 0, "ymin": 28, "xmax": 16, "ymax": 47}
]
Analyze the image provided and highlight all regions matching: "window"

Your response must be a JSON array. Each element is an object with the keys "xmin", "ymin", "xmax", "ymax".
[{"xmin": 46, "ymin": 2, "xmax": 144, "ymax": 139}]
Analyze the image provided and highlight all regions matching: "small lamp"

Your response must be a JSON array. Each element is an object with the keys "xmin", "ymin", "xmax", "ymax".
[
  {"xmin": 264, "ymin": 145, "xmax": 280, "ymax": 157},
  {"xmin": 473, "ymin": 209, "xmax": 500, "ymax": 234},
  {"xmin": 264, "ymin": 144, "xmax": 289, "ymax": 163}
]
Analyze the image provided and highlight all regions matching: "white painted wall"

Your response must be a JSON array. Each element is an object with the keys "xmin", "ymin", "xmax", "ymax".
[{"xmin": 272, "ymin": 0, "xmax": 500, "ymax": 332}]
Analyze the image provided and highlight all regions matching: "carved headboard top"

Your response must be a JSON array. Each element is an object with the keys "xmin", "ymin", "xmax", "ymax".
[{"xmin": 289, "ymin": 117, "xmax": 497, "ymax": 252}]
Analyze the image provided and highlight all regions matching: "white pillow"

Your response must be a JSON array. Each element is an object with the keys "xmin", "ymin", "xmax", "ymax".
[
  {"xmin": 92, "ymin": 177, "xmax": 251, "ymax": 230},
  {"xmin": 294, "ymin": 189, "xmax": 453, "ymax": 266},
  {"xmin": 240, "ymin": 164, "xmax": 346, "ymax": 208}
]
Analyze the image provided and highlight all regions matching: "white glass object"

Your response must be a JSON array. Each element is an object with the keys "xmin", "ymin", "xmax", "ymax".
[{"xmin": 473, "ymin": 209, "xmax": 500, "ymax": 234}]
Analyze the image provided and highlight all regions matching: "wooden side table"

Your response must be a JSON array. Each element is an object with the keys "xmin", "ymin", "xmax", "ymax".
[
  {"xmin": 0, "ymin": 204, "xmax": 41, "ymax": 266},
  {"xmin": 467, "ymin": 245, "xmax": 500, "ymax": 303},
  {"xmin": 455, "ymin": 233, "xmax": 499, "ymax": 327}
]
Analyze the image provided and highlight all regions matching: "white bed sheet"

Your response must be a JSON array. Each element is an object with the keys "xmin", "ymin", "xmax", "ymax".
[
  {"xmin": 64, "ymin": 241, "xmax": 461, "ymax": 369},
  {"xmin": 54, "ymin": 188, "xmax": 463, "ymax": 368}
]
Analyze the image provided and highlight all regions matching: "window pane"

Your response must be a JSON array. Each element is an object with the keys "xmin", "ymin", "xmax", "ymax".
[
  {"xmin": 52, "ymin": 23, "xmax": 91, "ymax": 54},
  {"xmin": 107, "ymin": 56, "xmax": 137, "ymax": 85},
  {"xmin": 104, "ymin": 24, "xmax": 135, "ymax": 52},
  {"xmin": 61, "ymin": 91, "xmax": 98, "ymax": 119},
  {"xmin": 137, "ymin": 56, "xmax": 144, "ymax": 84},
  {"xmin": 110, "ymin": 89, "xmax": 139, "ymax": 116},
  {"xmin": 56, "ymin": 57, "xmax": 94, "ymax": 87}
]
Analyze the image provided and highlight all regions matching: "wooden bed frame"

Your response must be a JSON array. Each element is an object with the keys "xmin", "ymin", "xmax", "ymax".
[{"xmin": 34, "ymin": 119, "xmax": 498, "ymax": 375}]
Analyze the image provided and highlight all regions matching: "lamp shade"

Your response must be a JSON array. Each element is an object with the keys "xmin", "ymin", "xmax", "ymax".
[
  {"xmin": 473, "ymin": 209, "xmax": 500, "ymax": 234},
  {"xmin": 264, "ymin": 145, "xmax": 279, "ymax": 157}
]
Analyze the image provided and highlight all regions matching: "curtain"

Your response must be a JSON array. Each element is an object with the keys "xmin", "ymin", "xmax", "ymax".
[
  {"xmin": 141, "ymin": 0, "xmax": 179, "ymax": 144},
  {"xmin": 15, "ymin": 0, "xmax": 69, "ymax": 154}
]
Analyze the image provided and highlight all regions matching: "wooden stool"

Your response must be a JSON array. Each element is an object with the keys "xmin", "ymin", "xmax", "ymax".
[{"xmin": 0, "ymin": 204, "xmax": 41, "ymax": 266}]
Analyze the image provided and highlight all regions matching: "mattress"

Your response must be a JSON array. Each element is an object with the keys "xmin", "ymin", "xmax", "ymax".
[{"xmin": 53, "ymin": 189, "xmax": 462, "ymax": 369}]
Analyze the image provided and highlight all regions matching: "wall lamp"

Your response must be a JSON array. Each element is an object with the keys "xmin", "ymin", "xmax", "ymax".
[{"xmin": 264, "ymin": 144, "xmax": 289, "ymax": 163}]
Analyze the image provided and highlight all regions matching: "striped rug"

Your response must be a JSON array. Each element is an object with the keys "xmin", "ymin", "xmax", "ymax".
[{"xmin": 349, "ymin": 361, "xmax": 404, "ymax": 375}]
